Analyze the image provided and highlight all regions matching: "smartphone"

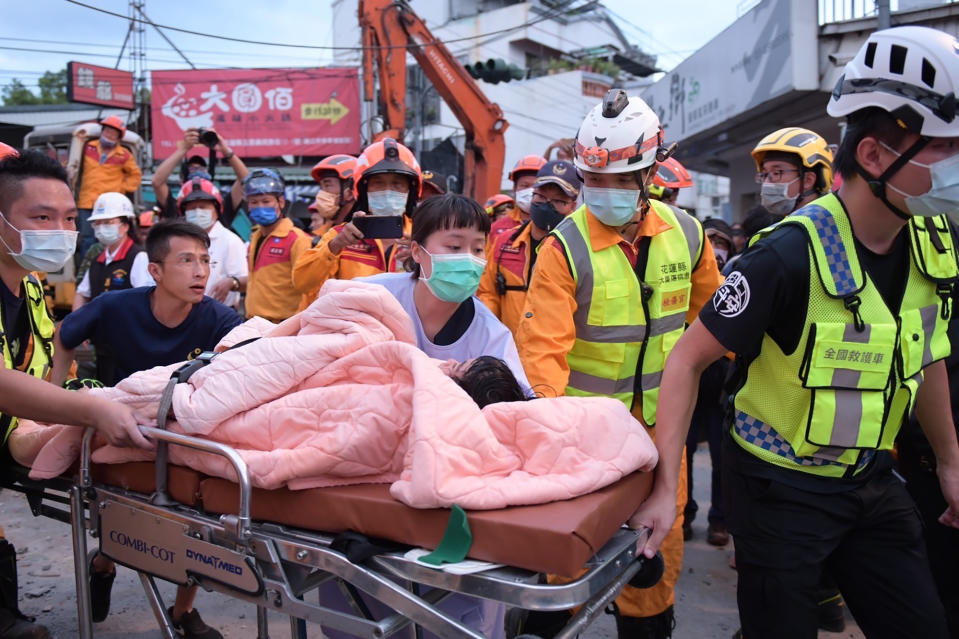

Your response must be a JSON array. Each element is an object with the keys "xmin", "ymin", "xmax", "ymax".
[{"xmin": 352, "ymin": 215, "xmax": 404, "ymax": 239}]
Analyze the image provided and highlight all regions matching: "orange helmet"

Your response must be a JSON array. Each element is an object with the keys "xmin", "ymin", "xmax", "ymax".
[
  {"xmin": 484, "ymin": 193, "xmax": 514, "ymax": 217},
  {"xmin": 652, "ymin": 157, "xmax": 693, "ymax": 189},
  {"xmin": 177, "ymin": 177, "xmax": 223, "ymax": 214},
  {"xmin": 0, "ymin": 142, "xmax": 18, "ymax": 160},
  {"xmin": 310, "ymin": 154, "xmax": 357, "ymax": 187},
  {"xmin": 100, "ymin": 115, "xmax": 127, "ymax": 137},
  {"xmin": 508, "ymin": 155, "xmax": 547, "ymax": 182},
  {"xmin": 485, "ymin": 193, "xmax": 514, "ymax": 208},
  {"xmin": 353, "ymin": 138, "xmax": 422, "ymax": 217}
]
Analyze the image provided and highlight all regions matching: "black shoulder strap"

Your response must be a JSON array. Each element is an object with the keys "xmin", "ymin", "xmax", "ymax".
[{"xmin": 633, "ymin": 236, "xmax": 653, "ymax": 287}]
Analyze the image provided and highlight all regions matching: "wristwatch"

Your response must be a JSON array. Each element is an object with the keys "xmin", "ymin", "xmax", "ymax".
[{"xmin": 230, "ymin": 276, "xmax": 241, "ymax": 291}]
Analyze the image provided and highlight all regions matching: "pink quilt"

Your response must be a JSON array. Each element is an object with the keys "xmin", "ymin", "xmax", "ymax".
[{"xmin": 13, "ymin": 280, "xmax": 657, "ymax": 510}]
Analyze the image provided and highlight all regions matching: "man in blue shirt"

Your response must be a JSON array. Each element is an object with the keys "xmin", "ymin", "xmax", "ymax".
[{"xmin": 52, "ymin": 218, "xmax": 242, "ymax": 639}]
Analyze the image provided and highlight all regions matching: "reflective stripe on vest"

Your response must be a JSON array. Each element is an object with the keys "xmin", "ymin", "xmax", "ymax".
[
  {"xmin": 0, "ymin": 275, "xmax": 56, "ymax": 444},
  {"xmin": 733, "ymin": 194, "xmax": 957, "ymax": 477},
  {"xmin": 553, "ymin": 199, "xmax": 704, "ymax": 425}
]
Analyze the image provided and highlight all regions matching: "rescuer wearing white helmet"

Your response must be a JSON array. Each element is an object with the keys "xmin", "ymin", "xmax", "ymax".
[
  {"xmin": 516, "ymin": 89, "xmax": 722, "ymax": 638},
  {"xmin": 633, "ymin": 26, "xmax": 959, "ymax": 639}
]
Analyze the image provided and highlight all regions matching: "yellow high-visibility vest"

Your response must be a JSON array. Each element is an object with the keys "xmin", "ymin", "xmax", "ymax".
[
  {"xmin": 733, "ymin": 194, "xmax": 956, "ymax": 477},
  {"xmin": 552, "ymin": 199, "xmax": 703, "ymax": 426},
  {"xmin": 0, "ymin": 274, "xmax": 55, "ymax": 444}
]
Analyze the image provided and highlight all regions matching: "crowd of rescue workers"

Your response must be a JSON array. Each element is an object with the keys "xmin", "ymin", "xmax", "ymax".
[{"xmin": 0, "ymin": 24, "xmax": 956, "ymax": 639}]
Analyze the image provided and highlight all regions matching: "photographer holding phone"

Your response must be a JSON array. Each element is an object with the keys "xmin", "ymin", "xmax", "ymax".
[
  {"xmin": 151, "ymin": 127, "xmax": 250, "ymax": 225},
  {"xmin": 292, "ymin": 138, "xmax": 422, "ymax": 308}
]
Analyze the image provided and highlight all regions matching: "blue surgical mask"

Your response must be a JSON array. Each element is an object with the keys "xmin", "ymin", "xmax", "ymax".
[
  {"xmin": 249, "ymin": 206, "xmax": 279, "ymax": 226},
  {"xmin": 0, "ymin": 209, "xmax": 77, "ymax": 272},
  {"xmin": 884, "ymin": 146, "xmax": 959, "ymax": 217},
  {"xmin": 420, "ymin": 249, "xmax": 487, "ymax": 303},
  {"xmin": 367, "ymin": 190, "xmax": 408, "ymax": 216},
  {"xmin": 582, "ymin": 185, "xmax": 640, "ymax": 226},
  {"xmin": 99, "ymin": 135, "xmax": 117, "ymax": 149}
]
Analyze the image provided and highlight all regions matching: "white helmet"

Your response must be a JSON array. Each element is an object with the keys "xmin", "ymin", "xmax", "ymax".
[
  {"xmin": 574, "ymin": 89, "xmax": 664, "ymax": 174},
  {"xmin": 89, "ymin": 192, "xmax": 135, "ymax": 222},
  {"xmin": 827, "ymin": 26, "xmax": 959, "ymax": 136}
]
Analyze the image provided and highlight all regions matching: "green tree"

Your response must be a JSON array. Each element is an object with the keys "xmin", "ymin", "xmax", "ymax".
[
  {"xmin": 37, "ymin": 68, "xmax": 67, "ymax": 104},
  {"xmin": 2, "ymin": 78, "xmax": 39, "ymax": 106}
]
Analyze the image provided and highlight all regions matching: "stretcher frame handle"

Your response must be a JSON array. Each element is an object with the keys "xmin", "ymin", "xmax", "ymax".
[
  {"xmin": 78, "ymin": 425, "xmax": 252, "ymax": 542},
  {"xmin": 154, "ymin": 352, "xmax": 218, "ymax": 507}
]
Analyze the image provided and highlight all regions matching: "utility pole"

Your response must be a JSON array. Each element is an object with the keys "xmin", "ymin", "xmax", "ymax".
[
  {"xmin": 414, "ymin": 67, "xmax": 424, "ymax": 160},
  {"xmin": 129, "ymin": 1, "xmax": 148, "ymax": 155},
  {"xmin": 877, "ymin": 0, "xmax": 891, "ymax": 30}
]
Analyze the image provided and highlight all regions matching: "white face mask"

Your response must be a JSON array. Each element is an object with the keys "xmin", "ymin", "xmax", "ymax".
[
  {"xmin": 884, "ymin": 145, "xmax": 959, "ymax": 218},
  {"xmin": 714, "ymin": 247, "xmax": 729, "ymax": 268},
  {"xmin": 93, "ymin": 223, "xmax": 122, "ymax": 246},
  {"xmin": 185, "ymin": 207, "xmax": 216, "ymax": 230},
  {"xmin": 367, "ymin": 190, "xmax": 408, "ymax": 216},
  {"xmin": 514, "ymin": 188, "xmax": 534, "ymax": 213},
  {"xmin": 759, "ymin": 179, "xmax": 799, "ymax": 216},
  {"xmin": 0, "ymin": 210, "xmax": 77, "ymax": 273}
]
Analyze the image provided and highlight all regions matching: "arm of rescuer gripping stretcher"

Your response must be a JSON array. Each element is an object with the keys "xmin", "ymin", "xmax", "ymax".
[
  {"xmin": 628, "ymin": 319, "xmax": 728, "ymax": 557},
  {"xmin": 0, "ymin": 367, "xmax": 152, "ymax": 450},
  {"xmin": 51, "ymin": 331, "xmax": 76, "ymax": 389},
  {"xmin": 914, "ymin": 359, "xmax": 959, "ymax": 529}
]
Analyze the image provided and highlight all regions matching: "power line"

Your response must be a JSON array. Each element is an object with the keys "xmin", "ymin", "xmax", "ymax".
[
  {"xmin": 447, "ymin": 0, "xmax": 596, "ymax": 57},
  {"xmin": 0, "ymin": 36, "xmax": 333, "ymax": 62},
  {"xmin": 0, "ymin": 45, "xmax": 342, "ymax": 73},
  {"xmin": 65, "ymin": 0, "xmax": 600, "ymax": 52},
  {"xmin": 0, "ymin": 44, "xmax": 192, "ymax": 66}
]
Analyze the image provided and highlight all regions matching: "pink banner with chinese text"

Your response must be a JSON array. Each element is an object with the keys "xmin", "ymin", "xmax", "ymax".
[{"xmin": 150, "ymin": 68, "xmax": 361, "ymax": 160}]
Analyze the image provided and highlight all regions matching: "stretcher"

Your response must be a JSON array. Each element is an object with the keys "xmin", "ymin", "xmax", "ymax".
[{"xmin": 2, "ymin": 357, "xmax": 663, "ymax": 639}]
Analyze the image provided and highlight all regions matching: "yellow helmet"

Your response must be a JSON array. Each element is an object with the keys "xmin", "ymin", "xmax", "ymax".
[{"xmin": 751, "ymin": 127, "xmax": 834, "ymax": 193}]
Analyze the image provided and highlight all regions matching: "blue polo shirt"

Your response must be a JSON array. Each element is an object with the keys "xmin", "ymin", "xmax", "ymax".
[{"xmin": 59, "ymin": 287, "xmax": 243, "ymax": 384}]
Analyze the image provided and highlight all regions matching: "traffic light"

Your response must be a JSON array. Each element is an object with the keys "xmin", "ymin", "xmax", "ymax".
[{"xmin": 464, "ymin": 58, "xmax": 526, "ymax": 84}]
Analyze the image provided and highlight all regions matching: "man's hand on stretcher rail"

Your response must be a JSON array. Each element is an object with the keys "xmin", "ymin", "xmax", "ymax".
[
  {"xmin": 0, "ymin": 368, "xmax": 154, "ymax": 450},
  {"xmin": 629, "ymin": 320, "xmax": 729, "ymax": 559}
]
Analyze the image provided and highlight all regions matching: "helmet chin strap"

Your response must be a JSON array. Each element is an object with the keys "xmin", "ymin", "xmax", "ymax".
[{"xmin": 855, "ymin": 135, "xmax": 930, "ymax": 221}]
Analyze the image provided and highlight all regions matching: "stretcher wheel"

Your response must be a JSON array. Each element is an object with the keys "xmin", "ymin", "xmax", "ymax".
[{"xmin": 628, "ymin": 551, "xmax": 665, "ymax": 589}]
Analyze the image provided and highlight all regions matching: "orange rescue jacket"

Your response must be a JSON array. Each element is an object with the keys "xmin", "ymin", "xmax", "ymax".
[{"xmin": 76, "ymin": 140, "xmax": 142, "ymax": 209}]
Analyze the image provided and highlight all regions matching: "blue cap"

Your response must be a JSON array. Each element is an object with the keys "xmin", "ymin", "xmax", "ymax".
[{"xmin": 535, "ymin": 160, "xmax": 581, "ymax": 198}]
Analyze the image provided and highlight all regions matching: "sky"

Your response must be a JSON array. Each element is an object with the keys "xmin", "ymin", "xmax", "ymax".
[{"xmin": 0, "ymin": 0, "xmax": 744, "ymax": 94}]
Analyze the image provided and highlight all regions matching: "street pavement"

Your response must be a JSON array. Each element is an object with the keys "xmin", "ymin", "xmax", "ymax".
[{"xmin": 0, "ymin": 443, "xmax": 866, "ymax": 638}]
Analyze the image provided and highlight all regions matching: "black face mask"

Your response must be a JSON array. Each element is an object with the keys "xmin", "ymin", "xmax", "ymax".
[{"xmin": 530, "ymin": 201, "xmax": 565, "ymax": 232}]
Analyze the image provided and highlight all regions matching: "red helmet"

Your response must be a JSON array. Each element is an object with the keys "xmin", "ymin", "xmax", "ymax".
[
  {"xmin": 652, "ymin": 157, "xmax": 693, "ymax": 189},
  {"xmin": 310, "ymin": 154, "xmax": 357, "ymax": 186},
  {"xmin": 0, "ymin": 142, "xmax": 18, "ymax": 160},
  {"xmin": 139, "ymin": 210, "xmax": 157, "ymax": 228},
  {"xmin": 177, "ymin": 177, "xmax": 223, "ymax": 214},
  {"xmin": 508, "ymin": 155, "xmax": 547, "ymax": 182},
  {"xmin": 100, "ymin": 116, "xmax": 127, "ymax": 137}
]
